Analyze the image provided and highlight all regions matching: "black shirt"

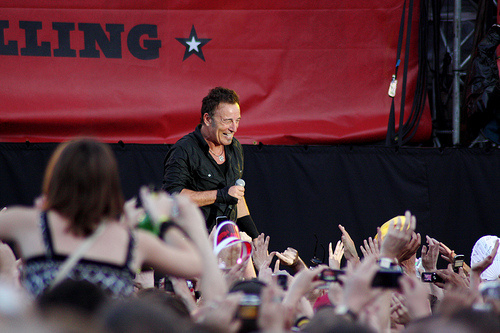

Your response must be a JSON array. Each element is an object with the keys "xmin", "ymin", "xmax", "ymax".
[{"xmin": 162, "ymin": 125, "xmax": 244, "ymax": 231}]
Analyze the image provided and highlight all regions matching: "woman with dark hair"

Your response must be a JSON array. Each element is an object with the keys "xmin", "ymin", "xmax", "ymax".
[{"xmin": 0, "ymin": 138, "xmax": 206, "ymax": 298}]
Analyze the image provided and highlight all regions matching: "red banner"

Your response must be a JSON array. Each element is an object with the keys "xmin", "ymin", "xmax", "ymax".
[{"xmin": 0, "ymin": 1, "xmax": 431, "ymax": 144}]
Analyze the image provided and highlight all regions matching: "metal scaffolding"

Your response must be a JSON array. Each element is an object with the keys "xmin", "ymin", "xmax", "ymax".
[
  {"xmin": 452, "ymin": 0, "xmax": 462, "ymax": 145},
  {"xmin": 428, "ymin": 0, "xmax": 497, "ymax": 147}
]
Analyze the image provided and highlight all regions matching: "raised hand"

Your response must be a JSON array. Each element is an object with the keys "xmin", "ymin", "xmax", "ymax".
[
  {"xmin": 329, "ymin": 240, "xmax": 344, "ymax": 269},
  {"xmin": 471, "ymin": 238, "xmax": 499, "ymax": 276},
  {"xmin": 252, "ymin": 233, "xmax": 276, "ymax": 272},
  {"xmin": 336, "ymin": 257, "xmax": 384, "ymax": 315},
  {"xmin": 121, "ymin": 196, "xmax": 145, "ymax": 228},
  {"xmin": 139, "ymin": 186, "xmax": 177, "ymax": 225},
  {"xmin": 434, "ymin": 285, "xmax": 479, "ymax": 317},
  {"xmin": 435, "ymin": 263, "xmax": 469, "ymax": 289},
  {"xmin": 338, "ymin": 224, "xmax": 360, "ymax": 264},
  {"xmin": 379, "ymin": 211, "xmax": 416, "ymax": 260},
  {"xmin": 421, "ymin": 235, "xmax": 440, "ymax": 272},
  {"xmin": 258, "ymin": 285, "xmax": 288, "ymax": 332},
  {"xmin": 360, "ymin": 237, "xmax": 380, "ymax": 260},
  {"xmin": 390, "ymin": 293, "xmax": 411, "ymax": 326},
  {"xmin": 223, "ymin": 261, "xmax": 247, "ymax": 288},
  {"xmin": 438, "ymin": 241, "xmax": 456, "ymax": 263},
  {"xmin": 282, "ymin": 265, "xmax": 328, "ymax": 306},
  {"xmin": 275, "ymin": 247, "xmax": 308, "ymax": 272},
  {"xmin": 275, "ymin": 247, "xmax": 299, "ymax": 266},
  {"xmin": 398, "ymin": 231, "xmax": 421, "ymax": 263},
  {"xmin": 470, "ymin": 238, "xmax": 499, "ymax": 289},
  {"xmin": 398, "ymin": 275, "xmax": 432, "ymax": 320},
  {"xmin": 193, "ymin": 293, "xmax": 243, "ymax": 333}
]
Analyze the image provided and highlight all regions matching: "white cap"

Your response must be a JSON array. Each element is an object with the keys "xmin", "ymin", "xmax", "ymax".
[{"xmin": 471, "ymin": 235, "xmax": 500, "ymax": 281}]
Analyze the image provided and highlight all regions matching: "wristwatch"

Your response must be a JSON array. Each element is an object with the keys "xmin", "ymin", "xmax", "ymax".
[{"xmin": 378, "ymin": 257, "xmax": 398, "ymax": 269}]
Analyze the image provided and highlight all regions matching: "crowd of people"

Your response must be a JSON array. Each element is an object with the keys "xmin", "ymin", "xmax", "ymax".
[{"xmin": 0, "ymin": 138, "xmax": 498, "ymax": 333}]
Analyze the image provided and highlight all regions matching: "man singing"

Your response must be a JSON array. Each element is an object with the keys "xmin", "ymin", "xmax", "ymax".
[{"xmin": 162, "ymin": 87, "xmax": 259, "ymax": 238}]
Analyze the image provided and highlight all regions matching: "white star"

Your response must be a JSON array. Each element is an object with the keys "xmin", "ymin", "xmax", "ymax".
[{"xmin": 186, "ymin": 36, "xmax": 201, "ymax": 52}]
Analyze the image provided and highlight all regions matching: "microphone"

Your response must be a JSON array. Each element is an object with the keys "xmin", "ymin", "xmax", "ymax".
[
  {"xmin": 223, "ymin": 179, "xmax": 245, "ymax": 218},
  {"xmin": 310, "ymin": 234, "xmax": 325, "ymax": 266}
]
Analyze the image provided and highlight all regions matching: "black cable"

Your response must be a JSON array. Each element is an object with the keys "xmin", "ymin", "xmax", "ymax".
[
  {"xmin": 400, "ymin": 0, "xmax": 429, "ymax": 144},
  {"xmin": 386, "ymin": 0, "xmax": 432, "ymax": 146},
  {"xmin": 386, "ymin": 0, "xmax": 409, "ymax": 146},
  {"xmin": 396, "ymin": 0, "xmax": 414, "ymax": 146}
]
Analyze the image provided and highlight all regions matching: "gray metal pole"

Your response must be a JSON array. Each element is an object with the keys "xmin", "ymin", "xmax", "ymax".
[{"xmin": 452, "ymin": 0, "xmax": 462, "ymax": 146}]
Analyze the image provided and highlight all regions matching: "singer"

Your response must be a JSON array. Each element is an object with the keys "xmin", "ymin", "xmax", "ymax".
[{"xmin": 162, "ymin": 87, "xmax": 259, "ymax": 238}]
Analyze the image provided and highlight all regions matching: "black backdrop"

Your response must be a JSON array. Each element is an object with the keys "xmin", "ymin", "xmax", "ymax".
[{"xmin": 1, "ymin": 142, "xmax": 499, "ymax": 268}]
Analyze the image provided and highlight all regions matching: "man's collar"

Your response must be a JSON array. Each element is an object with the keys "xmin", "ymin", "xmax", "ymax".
[{"xmin": 194, "ymin": 124, "xmax": 209, "ymax": 151}]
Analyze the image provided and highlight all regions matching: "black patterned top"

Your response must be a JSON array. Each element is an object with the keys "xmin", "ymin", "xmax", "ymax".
[{"xmin": 23, "ymin": 212, "xmax": 136, "ymax": 298}]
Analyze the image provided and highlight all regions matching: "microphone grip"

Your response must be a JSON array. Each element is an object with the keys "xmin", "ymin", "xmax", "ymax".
[{"xmin": 223, "ymin": 179, "xmax": 245, "ymax": 218}]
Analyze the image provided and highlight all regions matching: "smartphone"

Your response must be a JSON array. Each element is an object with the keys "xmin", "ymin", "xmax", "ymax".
[
  {"xmin": 237, "ymin": 294, "xmax": 260, "ymax": 333},
  {"xmin": 453, "ymin": 254, "xmax": 465, "ymax": 273},
  {"xmin": 276, "ymin": 272, "xmax": 288, "ymax": 291},
  {"xmin": 237, "ymin": 294, "xmax": 260, "ymax": 320},
  {"xmin": 216, "ymin": 216, "xmax": 229, "ymax": 226},
  {"xmin": 421, "ymin": 271, "xmax": 445, "ymax": 283},
  {"xmin": 318, "ymin": 269, "xmax": 345, "ymax": 283},
  {"xmin": 371, "ymin": 269, "xmax": 402, "ymax": 288}
]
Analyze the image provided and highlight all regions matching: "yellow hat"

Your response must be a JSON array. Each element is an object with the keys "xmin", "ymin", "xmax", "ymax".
[{"xmin": 375, "ymin": 215, "xmax": 408, "ymax": 241}]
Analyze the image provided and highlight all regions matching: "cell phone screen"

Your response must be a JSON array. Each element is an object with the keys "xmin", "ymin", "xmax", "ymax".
[
  {"xmin": 453, "ymin": 254, "xmax": 465, "ymax": 272},
  {"xmin": 421, "ymin": 272, "xmax": 444, "ymax": 283},
  {"xmin": 276, "ymin": 273, "xmax": 288, "ymax": 290},
  {"xmin": 421, "ymin": 272, "xmax": 434, "ymax": 282}
]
